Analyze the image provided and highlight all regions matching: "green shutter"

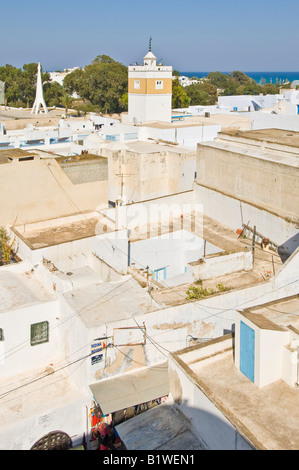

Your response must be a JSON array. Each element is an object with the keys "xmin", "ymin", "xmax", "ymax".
[{"xmin": 30, "ymin": 321, "xmax": 49, "ymax": 346}]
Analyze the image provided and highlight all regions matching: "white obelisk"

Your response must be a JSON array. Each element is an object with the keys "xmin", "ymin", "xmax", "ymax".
[{"xmin": 31, "ymin": 62, "xmax": 48, "ymax": 114}]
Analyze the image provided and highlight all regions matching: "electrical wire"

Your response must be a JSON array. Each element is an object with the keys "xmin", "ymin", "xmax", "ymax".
[
  {"xmin": 0, "ymin": 351, "xmax": 92, "ymax": 401},
  {"xmin": 1, "ymin": 159, "xmax": 296, "ymax": 398},
  {"xmin": 0, "ymin": 352, "xmax": 90, "ymax": 407},
  {"xmin": 45, "ymin": 157, "xmax": 299, "ymax": 317},
  {"xmin": 0, "ymin": 275, "xmax": 134, "ymax": 362}
]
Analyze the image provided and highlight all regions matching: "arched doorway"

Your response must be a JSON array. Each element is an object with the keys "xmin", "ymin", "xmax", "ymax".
[{"xmin": 30, "ymin": 431, "xmax": 72, "ymax": 450}]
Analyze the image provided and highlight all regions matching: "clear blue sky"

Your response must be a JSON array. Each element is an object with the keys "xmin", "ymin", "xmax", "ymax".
[{"xmin": 0, "ymin": 0, "xmax": 298, "ymax": 72}]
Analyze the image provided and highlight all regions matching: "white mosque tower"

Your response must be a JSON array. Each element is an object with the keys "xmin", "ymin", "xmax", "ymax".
[
  {"xmin": 31, "ymin": 62, "xmax": 48, "ymax": 114},
  {"xmin": 128, "ymin": 38, "xmax": 172, "ymax": 124}
]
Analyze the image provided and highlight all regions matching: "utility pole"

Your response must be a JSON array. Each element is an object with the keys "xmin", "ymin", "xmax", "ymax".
[{"xmin": 252, "ymin": 225, "xmax": 256, "ymax": 266}]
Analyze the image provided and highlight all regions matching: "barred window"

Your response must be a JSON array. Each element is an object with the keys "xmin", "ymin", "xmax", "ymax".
[{"xmin": 30, "ymin": 321, "xmax": 49, "ymax": 346}]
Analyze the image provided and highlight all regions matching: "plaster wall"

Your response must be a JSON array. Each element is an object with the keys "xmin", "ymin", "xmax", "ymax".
[
  {"xmin": 168, "ymin": 346, "xmax": 254, "ymax": 450},
  {"xmin": 0, "ymin": 158, "xmax": 108, "ymax": 227},
  {"xmin": 128, "ymin": 94, "xmax": 172, "ymax": 123},
  {"xmin": 12, "ymin": 227, "xmax": 128, "ymax": 275},
  {"xmin": 0, "ymin": 299, "xmax": 60, "ymax": 378},
  {"xmin": 196, "ymin": 143, "xmax": 299, "ymax": 222},
  {"xmin": 194, "ymin": 184, "xmax": 298, "ymax": 251},
  {"xmin": 108, "ymin": 149, "xmax": 196, "ymax": 204},
  {"xmin": 0, "ymin": 393, "xmax": 89, "ymax": 451},
  {"xmin": 249, "ymin": 112, "xmax": 299, "ymax": 130},
  {"xmin": 129, "ymin": 230, "xmax": 220, "ymax": 280},
  {"xmin": 90, "ymin": 250, "xmax": 299, "ymax": 383},
  {"xmin": 59, "ymin": 159, "xmax": 108, "ymax": 185},
  {"xmin": 234, "ymin": 312, "xmax": 290, "ymax": 387},
  {"xmin": 138, "ymin": 123, "xmax": 220, "ymax": 150},
  {"xmin": 187, "ymin": 250, "xmax": 252, "ymax": 281},
  {"xmin": 218, "ymin": 95, "xmax": 281, "ymax": 111}
]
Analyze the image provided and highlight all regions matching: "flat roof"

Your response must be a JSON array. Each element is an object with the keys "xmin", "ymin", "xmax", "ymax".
[
  {"xmin": 0, "ymin": 148, "xmax": 39, "ymax": 164},
  {"xmin": 63, "ymin": 276, "xmax": 159, "ymax": 329},
  {"xmin": 0, "ymin": 262, "xmax": 55, "ymax": 313},
  {"xmin": 0, "ymin": 365, "xmax": 86, "ymax": 431},
  {"xmin": 173, "ymin": 320, "xmax": 299, "ymax": 450},
  {"xmin": 241, "ymin": 295, "xmax": 299, "ymax": 332},
  {"xmin": 55, "ymin": 154, "xmax": 108, "ymax": 164},
  {"xmin": 201, "ymin": 139, "xmax": 299, "ymax": 168},
  {"xmin": 139, "ymin": 113, "xmax": 250, "ymax": 130},
  {"xmin": 222, "ymin": 128, "xmax": 299, "ymax": 148},
  {"xmin": 121, "ymin": 140, "xmax": 195, "ymax": 155},
  {"xmin": 12, "ymin": 212, "xmax": 115, "ymax": 249},
  {"xmin": 116, "ymin": 403, "xmax": 205, "ymax": 450},
  {"xmin": 129, "ymin": 213, "xmax": 282, "ymax": 306}
]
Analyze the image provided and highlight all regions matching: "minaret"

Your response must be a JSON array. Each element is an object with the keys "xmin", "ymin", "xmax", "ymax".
[
  {"xmin": 128, "ymin": 39, "xmax": 172, "ymax": 123},
  {"xmin": 31, "ymin": 62, "xmax": 48, "ymax": 114}
]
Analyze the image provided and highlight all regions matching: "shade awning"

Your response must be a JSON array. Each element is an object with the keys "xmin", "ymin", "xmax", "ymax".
[{"xmin": 89, "ymin": 362, "xmax": 169, "ymax": 415}]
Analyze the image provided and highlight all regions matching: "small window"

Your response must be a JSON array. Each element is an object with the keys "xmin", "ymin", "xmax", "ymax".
[
  {"xmin": 30, "ymin": 321, "xmax": 49, "ymax": 346},
  {"xmin": 0, "ymin": 328, "xmax": 3, "ymax": 341},
  {"xmin": 134, "ymin": 80, "xmax": 140, "ymax": 89},
  {"xmin": 155, "ymin": 80, "xmax": 163, "ymax": 89}
]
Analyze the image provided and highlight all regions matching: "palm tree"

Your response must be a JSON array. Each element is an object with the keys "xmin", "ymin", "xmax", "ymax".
[{"xmin": 61, "ymin": 93, "xmax": 73, "ymax": 118}]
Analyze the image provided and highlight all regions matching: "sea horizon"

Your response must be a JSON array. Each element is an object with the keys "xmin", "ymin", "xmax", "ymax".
[{"xmin": 180, "ymin": 71, "xmax": 299, "ymax": 84}]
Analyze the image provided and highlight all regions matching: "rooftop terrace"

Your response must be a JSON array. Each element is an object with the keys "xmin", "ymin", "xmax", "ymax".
[
  {"xmin": 173, "ymin": 295, "xmax": 299, "ymax": 451},
  {"xmin": 12, "ymin": 212, "xmax": 115, "ymax": 250}
]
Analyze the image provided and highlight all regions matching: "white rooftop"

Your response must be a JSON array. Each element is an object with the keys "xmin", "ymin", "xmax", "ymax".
[{"xmin": 0, "ymin": 263, "xmax": 55, "ymax": 313}]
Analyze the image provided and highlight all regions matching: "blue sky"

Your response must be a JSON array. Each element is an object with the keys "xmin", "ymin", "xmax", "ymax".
[{"xmin": 0, "ymin": 0, "xmax": 298, "ymax": 72}]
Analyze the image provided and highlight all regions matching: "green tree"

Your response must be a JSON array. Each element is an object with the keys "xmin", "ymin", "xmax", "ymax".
[
  {"xmin": 63, "ymin": 55, "xmax": 128, "ymax": 114},
  {"xmin": 172, "ymin": 78, "xmax": 189, "ymax": 108},
  {"xmin": 44, "ymin": 81, "xmax": 65, "ymax": 107},
  {"xmin": 0, "ymin": 63, "xmax": 52, "ymax": 108},
  {"xmin": 207, "ymin": 71, "xmax": 229, "ymax": 89},
  {"xmin": 63, "ymin": 67, "xmax": 84, "ymax": 96},
  {"xmin": 184, "ymin": 82, "xmax": 218, "ymax": 106},
  {"xmin": 229, "ymin": 71, "xmax": 254, "ymax": 86}
]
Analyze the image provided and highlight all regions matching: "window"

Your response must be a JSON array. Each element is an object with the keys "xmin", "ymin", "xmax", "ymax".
[
  {"xmin": 0, "ymin": 328, "xmax": 3, "ymax": 341},
  {"xmin": 30, "ymin": 321, "xmax": 49, "ymax": 346},
  {"xmin": 155, "ymin": 80, "xmax": 163, "ymax": 89},
  {"xmin": 134, "ymin": 80, "xmax": 140, "ymax": 89}
]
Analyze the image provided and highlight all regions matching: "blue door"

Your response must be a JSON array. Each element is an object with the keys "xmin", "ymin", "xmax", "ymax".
[
  {"xmin": 153, "ymin": 267, "xmax": 167, "ymax": 282},
  {"xmin": 297, "ymin": 105, "xmax": 299, "ymax": 115},
  {"xmin": 240, "ymin": 321, "xmax": 255, "ymax": 382}
]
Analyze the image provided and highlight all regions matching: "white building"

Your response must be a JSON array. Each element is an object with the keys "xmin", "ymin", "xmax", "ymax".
[{"xmin": 127, "ymin": 50, "xmax": 172, "ymax": 124}]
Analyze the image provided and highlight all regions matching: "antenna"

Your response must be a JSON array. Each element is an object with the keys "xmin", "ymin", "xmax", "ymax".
[{"xmin": 149, "ymin": 36, "xmax": 152, "ymax": 52}]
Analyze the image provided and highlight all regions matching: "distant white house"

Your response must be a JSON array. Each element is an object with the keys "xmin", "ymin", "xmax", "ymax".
[{"xmin": 177, "ymin": 75, "xmax": 204, "ymax": 87}]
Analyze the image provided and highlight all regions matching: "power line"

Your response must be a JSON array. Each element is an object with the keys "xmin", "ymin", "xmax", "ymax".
[
  {"xmin": 6, "ymin": 161, "xmax": 294, "ymax": 371},
  {"xmin": 0, "ymin": 351, "xmax": 92, "ymax": 401},
  {"xmin": 1, "ymin": 275, "xmax": 134, "ymax": 362}
]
